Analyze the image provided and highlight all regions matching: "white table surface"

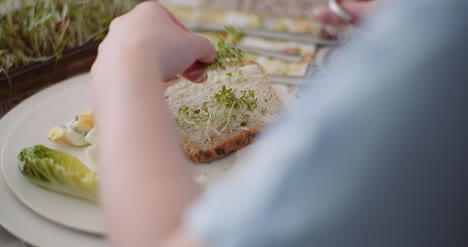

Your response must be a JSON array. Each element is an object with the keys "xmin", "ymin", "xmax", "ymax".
[{"xmin": 0, "ymin": 226, "xmax": 27, "ymax": 247}]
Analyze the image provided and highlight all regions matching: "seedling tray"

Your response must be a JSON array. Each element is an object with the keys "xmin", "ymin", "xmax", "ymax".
[{"xmin": 0, "ymin": 41, "xmax": 99, "ymax": 117}]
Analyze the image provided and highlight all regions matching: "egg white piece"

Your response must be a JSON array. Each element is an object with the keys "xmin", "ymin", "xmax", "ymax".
[
  {"xmin": 64, "ymin": 128, "xmax": 88, "ymax": 146},
  {"xmin": 85, "ymin": 144, "xmax": 98, "ymax": 171},
  {"xmin": 85, "ymin": 127, "xmax": 97, "ymax": 145}
]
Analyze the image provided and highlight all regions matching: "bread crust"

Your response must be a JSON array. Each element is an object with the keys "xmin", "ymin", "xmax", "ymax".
[{"xmin": 183, "ymin": 125, "xmax": 263, "ymax": 163}]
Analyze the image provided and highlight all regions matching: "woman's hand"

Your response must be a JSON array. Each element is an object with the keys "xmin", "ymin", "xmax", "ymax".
[
  {"xmin": 313, "ymin": 0, "xmax": 380, "ymax": 26},
  {"xmin": 90, "ymin": 3, "xmax": 213, "ymax": 246},
  {"xmin": 92, "ymin": 2, "xmax": 215, "ymax": 82}
]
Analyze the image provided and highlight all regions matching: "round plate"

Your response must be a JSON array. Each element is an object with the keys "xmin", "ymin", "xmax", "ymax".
[
  {"xmin": 0, "ymin": 76, "xmax": 107, "ymax": 247},
  {"xmin": 1, "ymin": 74, "xmax": 107, "ymax": 234},
  {"xmin": 1, "ymin": 73, "xmax": 296, "ymax": 239}
]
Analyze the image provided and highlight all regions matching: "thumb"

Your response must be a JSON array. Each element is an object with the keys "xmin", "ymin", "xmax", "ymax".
[
  {"xmin": 190, "ymin": 34, "xmax": 217, "ymax": 64},
  {"xmin": 312, "ymin": 1, "xmax": 379, "ymax": 26},
  {"xmin": 182, "ymin": 62, "xmax": 208, "ymax": 83},
  {"xmin": 181, "ymin": 34, "xmax": 216, "ymax": 83}
]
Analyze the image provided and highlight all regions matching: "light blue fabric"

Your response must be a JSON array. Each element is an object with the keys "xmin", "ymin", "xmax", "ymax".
[{"xmin": 185, "ymin": 0, "xmax": 468, "ymax": 246}]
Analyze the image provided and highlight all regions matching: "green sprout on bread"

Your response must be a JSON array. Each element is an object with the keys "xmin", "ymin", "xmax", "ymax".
[
  {"xmin": 226, "ymin": 67, "xmax": 244, "ymax": 86},
  {"xmin": 208, "ymin": 25, "xmax": 245, "ymax": 71},
  {"xmin": 176, "ymin": 85, "xmax": 259, "ymax": 142},
  {"xmin": 176, "ymin": 26, "xmax": 268, "ymax": 142}
]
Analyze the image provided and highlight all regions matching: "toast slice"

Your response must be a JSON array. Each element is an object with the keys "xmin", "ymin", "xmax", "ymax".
[{"xmin": 164, "ymin": 62, "xmax": 284, "ymax": 163}]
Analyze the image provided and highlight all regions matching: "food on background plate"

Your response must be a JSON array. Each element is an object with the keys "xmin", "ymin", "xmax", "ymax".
[
  {"xmin": 48, "ymin": 110, "xmax": 95, "ymax": 146},
  {"xmin": 47, "ymin": 26, "xmax": 284, "ymax": 164},
  {"xmin": 18, "ymin": 145, "xmax": 98, "ymax": 202},
  {"xmin": 47, "ymin": 61, "xmax": 284, "ymax": 165},
  {"xmin": 167, "ymin": 26, "xmax": 284, "ymax": 163},
  {"xmin": 167, "ymin": 62, "xmax": 283, "ymax": 163},
  {"xmin": 17, "ymin": 26, "xmax": 284, "ymax": 201}
]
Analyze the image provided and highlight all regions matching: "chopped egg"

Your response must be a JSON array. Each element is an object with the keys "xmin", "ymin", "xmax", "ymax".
[
  {"xmin": 85, "ymin": 144, "xmax": 98, "ymax": 170},
  {"xmin": 48, "ymin": 126, "xmax": 67, "ymax": 142},
  {"xmin": 48, "ymin": 110, "xmax": 97, "ymax": 146},
  {"xmin": 85, "ymin": 127, "xmax": 97, "ymax": 145},
  {"xmin": 72, "ymin": 110, "xmax": 94, "ymax": 134},
  {"xmin": 64, "ymin": 128, "xmax": 88, "ymax": 146}
]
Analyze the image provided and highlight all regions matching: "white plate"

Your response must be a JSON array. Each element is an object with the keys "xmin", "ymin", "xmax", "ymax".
[
  {"xmin": 1, "ymin": 75, "xmax": 108, "ymax": 235},
  {"xmin": 1, "ymin": 74, "xmax": 242, "ymax": 235},
  {"xmin": 0, "ymin": 76, "xmax": 108, "ymax": 247},
  {"xmin": 0, "ymin": 73, "xmax": 295, "ymax": 243}
]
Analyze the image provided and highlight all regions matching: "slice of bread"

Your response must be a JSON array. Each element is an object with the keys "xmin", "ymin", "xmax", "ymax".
[{"xmin": 164, "ymin": 62, "xmax": 284, "ymax": 163}]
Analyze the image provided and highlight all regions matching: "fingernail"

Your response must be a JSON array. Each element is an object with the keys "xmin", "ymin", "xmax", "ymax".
[
  {"xmin": 193, "ymin": 72, "xmax": 208, "ymax": 83},
  {"xmin": 187, "ymin": 68, "xmax": 205, "ymax": 78},
  {"xmin": 184, "ymin": 62, "xmax": 209, "ymax": 82},
  {"xmin": 185, "ymin": 62, "xmax": 207, "ymax": 77}
]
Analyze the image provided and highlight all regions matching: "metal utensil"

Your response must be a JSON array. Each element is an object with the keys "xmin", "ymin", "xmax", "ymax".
[{"xmin": 185, "ymin": 22, "xmax": 340, "ymax": 46}]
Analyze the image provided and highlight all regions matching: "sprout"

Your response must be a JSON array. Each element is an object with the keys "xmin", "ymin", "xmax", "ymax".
[
  {"xmin": 176, "ymin": 85, "xmax": 261, "ymax": 142},
  {"xmin": 0, "ymin": 0, "xmax": 140, "ymax": 75},
  {"xmin": 209, "ymin": 25, "xmax": 245, "ymax": 71},
  {"xmin": 177, "ymin": 26, "xmax": 267, "ymax": 142}
]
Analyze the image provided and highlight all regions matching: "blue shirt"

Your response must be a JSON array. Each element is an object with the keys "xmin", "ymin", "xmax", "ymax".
[{"xmin": 185, "ymin": 0, "xmax": 468, "ymax": 246}]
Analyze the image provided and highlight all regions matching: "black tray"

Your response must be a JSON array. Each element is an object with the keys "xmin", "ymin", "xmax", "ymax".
[{"xmin": 0, "ymin": 41, "xmax": 100, "ymax": 117}]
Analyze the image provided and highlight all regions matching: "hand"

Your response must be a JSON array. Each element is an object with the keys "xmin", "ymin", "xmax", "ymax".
[
  {"xmin": 92, "ymin": 2, "xmax": 216, "ymax": 82},
  {"xmin": 313, "ymin": 0, "xmax": 380, "ymax": 26},
  {"xmin": 90, "ymin": 4, "xmax": 211, "ymax": 246}
]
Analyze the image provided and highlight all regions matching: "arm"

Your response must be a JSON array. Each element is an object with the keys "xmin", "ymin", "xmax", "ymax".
[
  {"xmin": 181, "ymin": 0, "xmax": 468, "ymax": 246},
  {"xmin": 93, "ymin": 1, "xmax": 468, "ymax": 247},
  {"xmin": 91, "ymin": 3, "xmax": 213, "ymax": 246}
]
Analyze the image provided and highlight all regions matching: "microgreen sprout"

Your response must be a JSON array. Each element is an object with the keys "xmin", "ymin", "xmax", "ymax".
[
  {"xmin": 183, "ymin": 135, "xmax": 192, "ymax": 144},
  {"xmin": 209, "ymin": 25, "xmax": 245, "ymax": 71},
  {"xmin": 177, "ymin": 26, "xmax": 268, "ymax": 142},
  {"xmin": 176, "ymin": 85, "xmax": 262, "ymax": 142},
  {"xmin": 227, "ymin": 67, "xmax": 244, "ymax": 86},
  {"xmin": 0, "ymin": 0, "xmax": 140, "ymax": 75}
]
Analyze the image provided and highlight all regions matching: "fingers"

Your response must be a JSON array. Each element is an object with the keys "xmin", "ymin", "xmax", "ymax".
[
  {"xmin": 152, "ymin": 3, "xmax": 215, "ymax": 83},
  {"xmin": 312, "ymin": 1, "xmax": 379, "ymax": 26},
  {"xmin": 159, "ymin": 6, "xmax": 191, "ymax": 32},
  {"xmin": 121, "ymin": 2, "xmax": 215, "ymax": 83},
  {"xmin": 133, "ymin": 1, "xmax": 216, "ymax": 64},
  {"xmin": 190, "ymin": 34, "xmax": 217, "ymax": 64},
  {"xmin": 182, "ymin": 62, "xmax": 209, "ymax": 83},
  {"xmin": 181, "ymin": 35, "xmax": 216, "ymax": 83}
]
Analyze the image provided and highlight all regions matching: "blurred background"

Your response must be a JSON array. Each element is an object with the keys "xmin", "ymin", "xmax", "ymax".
[
  {"xmin": 0, "ymin": 0, "xmax": 350, "ymax": 246},
  {"xmin": 1, "ymin": 0, "xmax": 348, "ymax": 118},
  {"xmin": 162, "ymin": 0, "xmax": 326, "ymax": 18}
]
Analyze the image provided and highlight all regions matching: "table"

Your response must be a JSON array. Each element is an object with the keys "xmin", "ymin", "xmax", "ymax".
[
  {"xmin": 0, "ymin": 2, "xmax": 351, "ymax": 245},
  {"xmin": 0, "ymin": 227, "xmax": 28, "ymax": 247}
]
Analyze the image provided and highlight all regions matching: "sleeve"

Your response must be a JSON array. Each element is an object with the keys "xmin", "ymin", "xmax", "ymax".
[{"xmin": 184, "ymin": 1, "xmax": 468, "ymax": 247}]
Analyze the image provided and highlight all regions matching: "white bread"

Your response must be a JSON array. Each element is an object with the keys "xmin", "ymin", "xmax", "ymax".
[{"xmin": 164, "ymin": 62, "xmax": 284, "ymax": 163}]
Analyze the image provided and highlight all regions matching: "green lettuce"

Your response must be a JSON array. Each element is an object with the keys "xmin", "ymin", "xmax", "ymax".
[{"xmin": 18, "ymin": 145, "xmax": 97, "ymax": 203}]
